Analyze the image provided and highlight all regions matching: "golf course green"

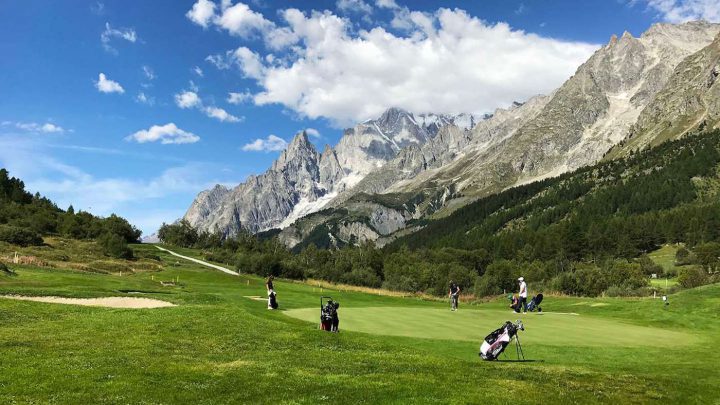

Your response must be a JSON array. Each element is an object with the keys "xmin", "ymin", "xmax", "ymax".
[
  {"xmin": 284, "ymin": 307, "xmax": 697, "ymax": 347},
  {"xmin": 1, "ymin": 243, "xmax": 718, "ymax": 403}
]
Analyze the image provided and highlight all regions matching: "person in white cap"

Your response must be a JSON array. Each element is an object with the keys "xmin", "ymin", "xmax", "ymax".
[{"xmin": 518, "ymin": 277, "xmax": 528, "ymax": 314}]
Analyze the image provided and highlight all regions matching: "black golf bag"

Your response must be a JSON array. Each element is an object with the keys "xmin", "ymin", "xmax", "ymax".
[
  {"xmin": 268, "ymin": 290, "xmax": 278, "ymax": 309},
  {"xmin": 526, "ymin": 293, "xmax": 543, "ymax": 312},
  {"xmin": 479, "ymin": 321, "xmax": 523, "ymax": 361},
  {"xmin": 320, "ymin": 296, "xmax": 339, "ymax": 332}
]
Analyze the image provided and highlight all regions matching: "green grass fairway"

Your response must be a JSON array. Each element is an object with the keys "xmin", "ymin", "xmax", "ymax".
[
  {"xmin": 1, "ymin": 244, "xmax": 719, "ymax": 403},
  {"xmin": 284, "ymin": 307, "xmax": 696, "ymax": 347},
  {"xmin": 648, "ymin": 244, "xmax": 684, "ymax": 274}
]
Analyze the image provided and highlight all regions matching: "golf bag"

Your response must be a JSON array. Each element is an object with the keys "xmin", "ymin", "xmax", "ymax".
[
  {"xmin": 268, "ymin": 290, "xmax": 278, "ymax": 309},
  {"xmin": 526, "ymin": 293, "xmax": 543, "ymax": 312},
  {"xmin": 479, "ymin": 320, "xmax": 524, "ymax": 361},
  {"xmin": 320, "ymin": 296, "xmax": 339, "ymax": 332}
]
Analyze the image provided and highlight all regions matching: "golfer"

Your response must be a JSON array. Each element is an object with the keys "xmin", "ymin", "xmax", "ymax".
[
  {"xmin": 266, "ymin": 275, "xmax": 275, "ymax": 310},
  {"xmin": 449, "ymin": 281, "xmax": 461, "ymax": 311},
  {"xmin": 518, "ymin": 277, "xmax": 528, "ymax": 314}
]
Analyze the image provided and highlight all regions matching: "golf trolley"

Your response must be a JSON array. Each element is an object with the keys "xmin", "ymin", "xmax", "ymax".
[
  {"xmin": 320, "ymin": 296, "xmax": 340, "ymax": 332},
  {"xmin": 479, "ymin": 320, "xmax": 525, "ymax": 361}
]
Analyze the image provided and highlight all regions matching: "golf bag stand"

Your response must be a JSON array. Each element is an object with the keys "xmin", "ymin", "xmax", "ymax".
[{"xmin": 514, "ymin": 333, "xmax": 525, "ymax": 361}]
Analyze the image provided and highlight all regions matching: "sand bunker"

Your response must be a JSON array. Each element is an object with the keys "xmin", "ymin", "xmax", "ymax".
[{"xmin": 0, "ymin": 295, "xmax": 176, "ymax": 308}]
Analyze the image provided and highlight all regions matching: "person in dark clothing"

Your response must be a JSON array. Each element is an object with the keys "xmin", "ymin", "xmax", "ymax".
[
  {"xmin": 266, "ymin": 275, "xmax": 276, "ymax": 310},
  {"xmin": 331, "ymin": 302, "xmax": 340, "ymax": 332},
  {"xmin": 449, "ymin": 281, "xmax": 461, "ymax": 311}
]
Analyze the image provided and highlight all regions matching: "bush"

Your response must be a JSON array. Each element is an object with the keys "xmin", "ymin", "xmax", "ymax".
[
  {"xmin": 0, "ymin": 262, "xmax": 16, "ymax": 276},
  {"xmin": 675, "ymin": 246, "xmax": 692, "ymax": 265},
  {"xmin": 677, "ymin": 266, "xmax": 708, "ymax": 289},
  {"xmin": 0, "ymin": 225, "xmax": 43, "ymax": 246},
  {"xmin": 637, "ymin": 255, "xmax": 663, "ymax": 276},
  {"xmin": 98, "ymin": 233, "xmax": 134, "ymax": 259}
]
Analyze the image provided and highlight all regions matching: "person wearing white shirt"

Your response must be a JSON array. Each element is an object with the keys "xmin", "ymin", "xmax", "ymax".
[{"xmin": 518, "ymin": 277, "xmax": 528, "ymax": 314}]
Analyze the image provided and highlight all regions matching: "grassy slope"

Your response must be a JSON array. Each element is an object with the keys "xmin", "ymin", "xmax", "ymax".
[{"xmin": 1, "ymin": 243, "xmax": 718, "ymax": 404}]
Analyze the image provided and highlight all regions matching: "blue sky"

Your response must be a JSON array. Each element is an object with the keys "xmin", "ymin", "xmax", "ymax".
[{"xmin": 0, "ymin": 0, "xmax": 717, "ymax": 235}]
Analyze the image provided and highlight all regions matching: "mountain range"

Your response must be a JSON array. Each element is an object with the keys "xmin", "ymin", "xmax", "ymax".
[{"xmin": 184, "ymin": 21, "xmax": 720, "ymax": 249}]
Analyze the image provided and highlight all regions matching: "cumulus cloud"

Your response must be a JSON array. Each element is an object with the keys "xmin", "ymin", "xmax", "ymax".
[
  {"xmin": 101, "ymin": 22, "xmax": 137, "ymax": 54},
  {"xmin": 227, "ymin": 91, "xmax": 253, "ymax": 104},
  {"xmin": 95, "ymin": 73, "xmax": 124, "ymax": 94},
  {"xmin": 193, "ymin": 66, "xmax": 204, "ymax": 77},
  {"xmin": 337, "ymin": 0, "xmax": 373, "ymax": 16},
  {"xmin": 204, "ymin": 106, "xmax": 243, "ymax": 122},
  {"xmin": 186, "ymin": 0, "xmax": 217, "ymax": 27},
  {"xmin": 241, "ymin": 134, "xmax": 287, "ymax": 152},
  {"xmin": 642, "ymin": 0, "xmax": 720, "ymax": 22},
  {"xmin": 188, "ymin": 1, "xmax": 299, "ymax": 50},
  {"xmin": 2, "ymin": 121, "xmax": 66, "ymax": 134},
  {"xmin": 196, "ymin": 5, "xmax": 598, "ymax": 126},
  {"xmin": 174, "ymin": 90, "xmax": 243, "ymax": 122},
  {"xmin": 206, "ymin": 46, "xmax": 265, "ymax": 79},
  {"xmin": 125, "ymin": 123, "xmax": 200, "ymax": 144},
  {"xmin": 175, "ymin": 91, "xmax": 201, "ymax": 108}
]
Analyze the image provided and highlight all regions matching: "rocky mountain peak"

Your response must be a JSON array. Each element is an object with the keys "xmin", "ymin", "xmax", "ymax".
[{"xmin": 273, "ymin": 131, "xmax": 318, "ymax": 172}]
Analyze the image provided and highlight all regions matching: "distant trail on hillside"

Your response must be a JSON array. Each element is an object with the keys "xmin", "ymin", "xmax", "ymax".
[{"xmin": 154, "ymin": 246, "xmax": 238, "ymax": 276}]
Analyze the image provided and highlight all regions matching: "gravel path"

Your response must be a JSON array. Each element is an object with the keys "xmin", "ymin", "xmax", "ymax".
[{"xmin": 154, "ymin": 246, "xmax": 238, "ymax": 276}]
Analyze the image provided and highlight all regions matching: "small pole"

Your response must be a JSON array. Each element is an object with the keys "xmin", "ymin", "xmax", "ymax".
[{"xmin": 151, "ymin": 275, "xmax": 154, "ymax": 281}]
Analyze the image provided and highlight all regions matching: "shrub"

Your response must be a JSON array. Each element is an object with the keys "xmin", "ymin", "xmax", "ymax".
[
  {"xmin": 98, "ymin": 233, "xmax": 134, "ymax": 259},
  {"xmin": 0, "ymin": 262, "xmax": 15, "ymax": 276},
  {"xmin": 675, "ymin": 246, "xmax": 692, "ymax": 265},
  {"xmin": 0, "ymin": 225, "xmax": 43, "ymax": 247},
  {"xmin": 637, "ymin": 255, "xmax": 663, "ymax": 276},
  {"xmin": 677, "ymin": 266, "xmax": 708, "ymax": 289}
]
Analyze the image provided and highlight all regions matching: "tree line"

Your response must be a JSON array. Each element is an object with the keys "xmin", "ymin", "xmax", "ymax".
[{"xmin": 0, "ymin": 169, "xmax": 141, "ymax": 258}]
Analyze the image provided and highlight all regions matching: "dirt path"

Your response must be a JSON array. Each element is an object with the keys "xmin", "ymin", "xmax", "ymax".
[
  {"xmin": 0, "ymin": 295, "xmax": 175, "ymax": 308},
  {"xmin": 154, "ymin": 246, "xmax": 238, "ymax": 276}
]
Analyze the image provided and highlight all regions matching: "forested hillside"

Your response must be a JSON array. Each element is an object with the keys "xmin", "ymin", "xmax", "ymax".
[
  {"xmin": 158, "ymin": 131, "xmax": 720, "ymax": 297},
  {"xmin": 0, "ymin": 169, "xmax": 141, "ymax": 257}
]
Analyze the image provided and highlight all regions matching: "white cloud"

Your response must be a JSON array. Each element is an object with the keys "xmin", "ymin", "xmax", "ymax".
[
  {"xmin": 204, "ymin": 106, "xmax": 243, "ymax": 122},
  {"xmin": 142, "ymin": 65, "xmax": 156, "ymax": 80},
  {"xmin": 241, "ymin": 134, "xmax": 287, "ymax": 152},
  {"xmin": 643, "ymin": 0, "xmax": 720, "ymax": 22},
  {"xmin": 0, "ymin": 135, "xmax": 241, "ymax": 235},
  {"xmin": 216, "ymin": 1, "xmax": 274, "ymax": 38},
  {"xmin": 136, "ymin": 92, "xmax": 155, "ymax": 105},
  {"xmin": 126, "ymin": 123, "xmax": 200, "ymax": 144},
  {"xmin": 2, "ymin": 121, "xmax": 66, "ymax": 134},
  {"xmin": 186, "ymin": 0, "xmax": 217, "ymax": 28},
  {"xmin": 305, "ymin": 128, "xmax": 321, "ymax": 138},
  {"xmin": 375, "ymin": 0, "xmax": 399, "ymax": 9},
  {"xmin": 193, "ymin": 66, "xmax": 204, "ymax": 77},
  {"xmin": 337, "ymin": 0, "xmax": 373, "ymax": 15},
  {"xmin": 101, "ymin": 22, "xmax": 138, "ymax": 54},
  {"xmin": 205, "ymin": 6, "xmax": 598, "ymax": 126},
  {"xmin": 175, "ymin": 89, "xmax": 243, "ymax": 122},
  {"xmin": 175, "ymin": 91, "xmax": 201, "ymax": 108},
  {"xmin": 207, "ymin": 46, "xmax": 265, "ymax": 78},
  {"xmin": 188, "ymin": 1, "xmax": 299, "ymax": 50},
  {"xmin": 227, "ymin": 91, "xmax": 253, "ymax": 104},
  {"xmin": 95, "ymin": 73, "xmax": 124, "ymax": 94}
]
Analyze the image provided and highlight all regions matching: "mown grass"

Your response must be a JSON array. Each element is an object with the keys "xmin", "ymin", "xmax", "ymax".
[{"xmin": 0, "ymin": 243, "xmax": 718, "ymax": 404}]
